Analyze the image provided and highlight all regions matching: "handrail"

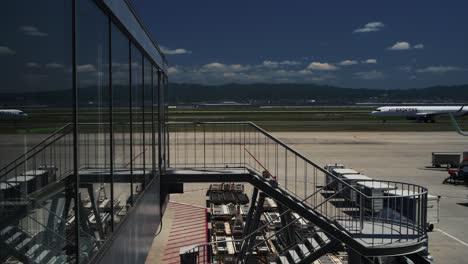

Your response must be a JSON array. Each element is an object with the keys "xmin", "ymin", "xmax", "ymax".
[
  {"xmin": 166, "ymin": 121, "xmax": 428, "ymax": 199},
  {"xmin": 168, "ymin": 121, "xmax": 429, "ymax": 261},
  {"xmin": 0, "ymin": 123, "xmax": 73, "ymax": 178}
]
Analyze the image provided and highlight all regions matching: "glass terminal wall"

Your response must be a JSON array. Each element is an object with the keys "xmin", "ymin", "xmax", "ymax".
[{"xmin": 0, "ymin": 0, "xmax": 168, "ymax": 263}]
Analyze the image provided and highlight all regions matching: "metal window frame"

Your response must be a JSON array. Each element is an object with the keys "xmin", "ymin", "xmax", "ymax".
[{"xmin": 71, "ymin": 0, "xmax": 169, "ymax": 262}]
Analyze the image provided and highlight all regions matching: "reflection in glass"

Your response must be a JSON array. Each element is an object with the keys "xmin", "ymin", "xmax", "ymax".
[
  {"xmin": 131, "ymin": 45, "xmax": 145, "ymax": 194},
  {"xmin": 111, "ymin": 22, "xmax": 132, "ymax": 227},
  {"xmin": 76, "ymin": 0, "xmax": 109, "ymax": 261},
  {"xmin": 0, "ymin": 0, "xmax": 77, "ymax": 263}
]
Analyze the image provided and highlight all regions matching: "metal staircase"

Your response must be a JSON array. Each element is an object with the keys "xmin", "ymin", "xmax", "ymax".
[
  {"xmin": 0, "ymin": 124, "xmax": 102, "ymax": 263},
  {"xmin": 165, "ymin": 122, "xmax": 430, "ymax": 263}
]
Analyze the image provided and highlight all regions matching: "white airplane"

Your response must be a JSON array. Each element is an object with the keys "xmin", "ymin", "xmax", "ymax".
[
  {"xmin": 370, "ymin": 105, "xmax": 468, "ymax": 123},
  {"xmin": 0, "ymin": 109, "xmax": 28, "ymax": 121}
]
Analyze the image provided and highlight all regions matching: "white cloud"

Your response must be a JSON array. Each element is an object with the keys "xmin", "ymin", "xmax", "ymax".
[
  {"xmin": 262, "ymin": 60, "xmax": 301, "ymax": 68},
  {"xmin": 354, "ymin": 70, "xmax": 384, "ymax": 80},
  {"xmin": 388, "ymin": 42, "xmax": 424, "ymax": 50},
  {"xmin": 167, "ymin": 66, "xmax": 178, "ymax": 74},
  {"xmin": 77, "ymin": 64, "xmax": 97, "ymax": 73},
  {"xmin": 0, "ymin": 46, "xmax": 15, "ymax": 55},
  {"xmin": 160, "ymin": 46, "xmax": 192, "ymax": 55},
  {"xmin": 26, "ymin": 62, "xmax": 41, "ymax": 68},
  {"xmin": 168, "ymin": 61, "xmax": 336, "ymax": 84},
  {"xmin": 353, "ymin": 21, "xmax": 384, "ymax": 33},
  {"xmin": 202, "ymin": 62, "xmax": 250, "ymax": 72},
  {"xmin": 388, "ymin": 41, "xmax": 411, "ymax": 50},
  {"xmin": 337, "ymin": 60, "xmax": 358, "ymax": 66},
  {"xmin": 362, "ymin": 59, "xmax": 377, "ymax": 64},
  {"xmin": 306, "ymin": 62, "xmax": 338, "ymax": 71},
  {"xmin": 20, "ymin": 25, "xmax": 48, "ymax": 37},
  {"xmin": 45, "ymin": 62, "xmax": 64, "ymax": 69},
  {"xmin": 416, "ymin": 66, "xmax": 465, "ymax": 74}
]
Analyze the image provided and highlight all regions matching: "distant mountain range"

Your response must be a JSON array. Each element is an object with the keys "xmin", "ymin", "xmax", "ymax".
[
  {"xmin": 1, "ymin": 83, "xmax": 467, "ymax": 107},
  {"xmin": 169, "ymin": 83, "xmax": 468, "ymax": 104}
]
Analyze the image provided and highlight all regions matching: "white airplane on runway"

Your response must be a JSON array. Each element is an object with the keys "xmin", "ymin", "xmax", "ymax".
[
  {"xmin": 0, "ymin": 109, "xmax": 28, "ymax": 121},
  {"xmin": 370, "ymin": 105, "xmax": 468, "ymax": 123}
]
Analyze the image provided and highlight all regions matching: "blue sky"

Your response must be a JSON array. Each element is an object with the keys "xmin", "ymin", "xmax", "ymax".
[{"xmin": 132, "ymin": 0, "xmax": 468, "ymax": 89}]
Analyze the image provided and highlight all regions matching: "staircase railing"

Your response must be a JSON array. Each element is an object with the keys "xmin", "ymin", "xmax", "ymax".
[{"xmin": 167, "ymin": 122, "xmax": 428, "ymax": 249}]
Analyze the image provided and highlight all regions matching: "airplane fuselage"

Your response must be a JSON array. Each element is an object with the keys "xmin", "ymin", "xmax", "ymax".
[
  {"xmin": 0, "ymin": 109, "xmax": 28, "ymax": 121},
  {"xmin": 370, "ymin": 106, "xmax": 468, "ymax": 122}
]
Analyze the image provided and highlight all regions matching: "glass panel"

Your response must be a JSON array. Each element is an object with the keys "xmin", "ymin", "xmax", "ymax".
[
  {"xmin": 153, "ymin": 66, "xmax": 160, "ymax": 171},
  {"xmin": 144, "ymin": 57, "xmax": 153, "ymax": 182},
  {"xmin": 111, "ymin": 22, "xmax": 132, "ymax": 227},
  {"xmin": 76, "ymin": 0, "xmax": 110, "ymax": 260},
  {"xmin": 131, "ymin": 45, "xmax": 144, "ymax": 196},
  {"xmin": 0, "ymin": 0, "xmax": 76, "ymax": 262}
]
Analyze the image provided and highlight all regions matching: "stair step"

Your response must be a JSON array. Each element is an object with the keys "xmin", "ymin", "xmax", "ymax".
[
  {"xmin": 297, "ymin": 243, "xmax": 310, "ymax": 257},
  {"xmin": 35, "ymin": 249, "xmax": 52, "ymax": 263},
  {"xmin": 5, "ymin": 231, "xmax": 23, "ymax": 244},
  {"xmin": 26, "ymin": 244, "xmax": 41, "ymax": 257},
  {"xmin": 48, "ymin": 255, "xmax": 68, "ymax": 264},
  {"xmin": 15, "ymin": 237, "xmax": 32, "ymax": 251},
  {"xmin": 288, "ymin": 249, "xmax": 300, "ymax": 263},
  {"xmin": 0, "ymin": 225, "xmax": 15, "ymax": 236},
  {"xmin": 47, "ymin": 256, "xmax": 58, "ymax": 264},
  {"xmin": 307, "ymin": 237, "xmax": 320, "ymax": 250},
  {"xmin": 279, "ymin": 255, "xmax": 290, "ymax": 264},
  {"xmin": 316, "ymin": 232, "xmax": 329, "ymax": 243}
]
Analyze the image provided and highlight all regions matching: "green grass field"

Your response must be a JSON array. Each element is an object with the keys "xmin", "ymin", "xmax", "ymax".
[{"xmin": 1, "ymin": 107, "xmax": 467, "ymax": 134}]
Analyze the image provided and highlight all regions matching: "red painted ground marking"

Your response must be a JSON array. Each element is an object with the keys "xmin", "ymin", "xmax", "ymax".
[
  {"xmin": 205, "ymin": 207, "xmax": 209, "ymax": 262},
  {"xmin": 171, "ymin": 215, "xmax": 205, "ymax": 222},
  {"xmin": 171, "ymin": 222, "xmax": 205, "ymax": 232},
  {"xmin": 159, "ymin": 202, "xmax": 208, "ymax": 264},
  {"xmin": 171, "ymin": 208, "xmax": 202, "ymax": 213},
  {"xmin": 162, "ymin": 250, "xmax": 180, "ymax": 261},
  {"xmin": 171, "ymin": 221, "xmax": 203, "ymax": 229},
  {"xmin": 168, "ymin": 234, "xmax": 206, "ymax": 243},
  {"xmin": 164, "ymin": 246, "xmax": 203, "ymax": 255},
  {"xmin": 171, "ymin": 217, "xmax": 206, "ymax": 224},
  {"xmin": 170, "ymin": 204, "xmax": 200, "ymax": 209},
  {"xmin": 168, "ymin": 202, "xmax": 193, "ymax": 206},
  {"xmin": 170, "ymin": 226, "xmax": 206, "ymax": 233},
  {"xmin": 168, "ymin": 232, "xmax": 205, "ymax": 242},
  {"xmin": 162, "ymin": 253, "xmax": 182, "ymax": 261},
  {"xmin": 171, "ymin": 226, "xmax": 205, "ymax": 236},
  {"xmin": 172, "ymin": 209, "xmax": 203, "ymax": 214},
  {"xmin": 166, "ymin": 239, "xmax": 206, "ymax": 249},
  {"xmin": 171, "ymin": 207, "xmax": 201, "ymax": 212},
  {"xmin": 172, "ymin": 219, "xmax": 205, "ymax": 229},
  {"xmin": 172, "ymin": 209, "xmax": 201, "ymax": 214},
  {"xmin": 173, "ymin": 212, "xmax": 205, "ymax": 219},
  {"xmin": 164, "ymin": 258, "xmax": 182, "ymax": 264},
  {"xmin": 168, "ymin": 233, "xmax": 205, "ymax": 242},
  {"xmin": 167, "ymin": 235, "xmax": 206, "ymax": 246},
  {"xmin": 171, "ymin": 216, "xmax": 205, "ymax": 223},
  {"xmin": 164, "ymin": 259, "xmax": 181, "ymax": 264},
  {"xmin": 169, "ymin": 229, "xmax": 206, "ymax": 238},
  {"xmin": 164, "ymin": 240, "xmax": 206, "ymax": 252},
  {"xmin": 169, "ymin": 201, "xmax": 205, "ymax": 209}
]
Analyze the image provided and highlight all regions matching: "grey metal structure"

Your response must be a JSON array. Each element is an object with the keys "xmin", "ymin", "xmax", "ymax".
[
  {"xmin": 0, "ymin": 0, "xmax": 169, "ymax": 263},
  {"xmin": 163, "ymin": 122, "xmax": 430, "ymax": 263}
]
